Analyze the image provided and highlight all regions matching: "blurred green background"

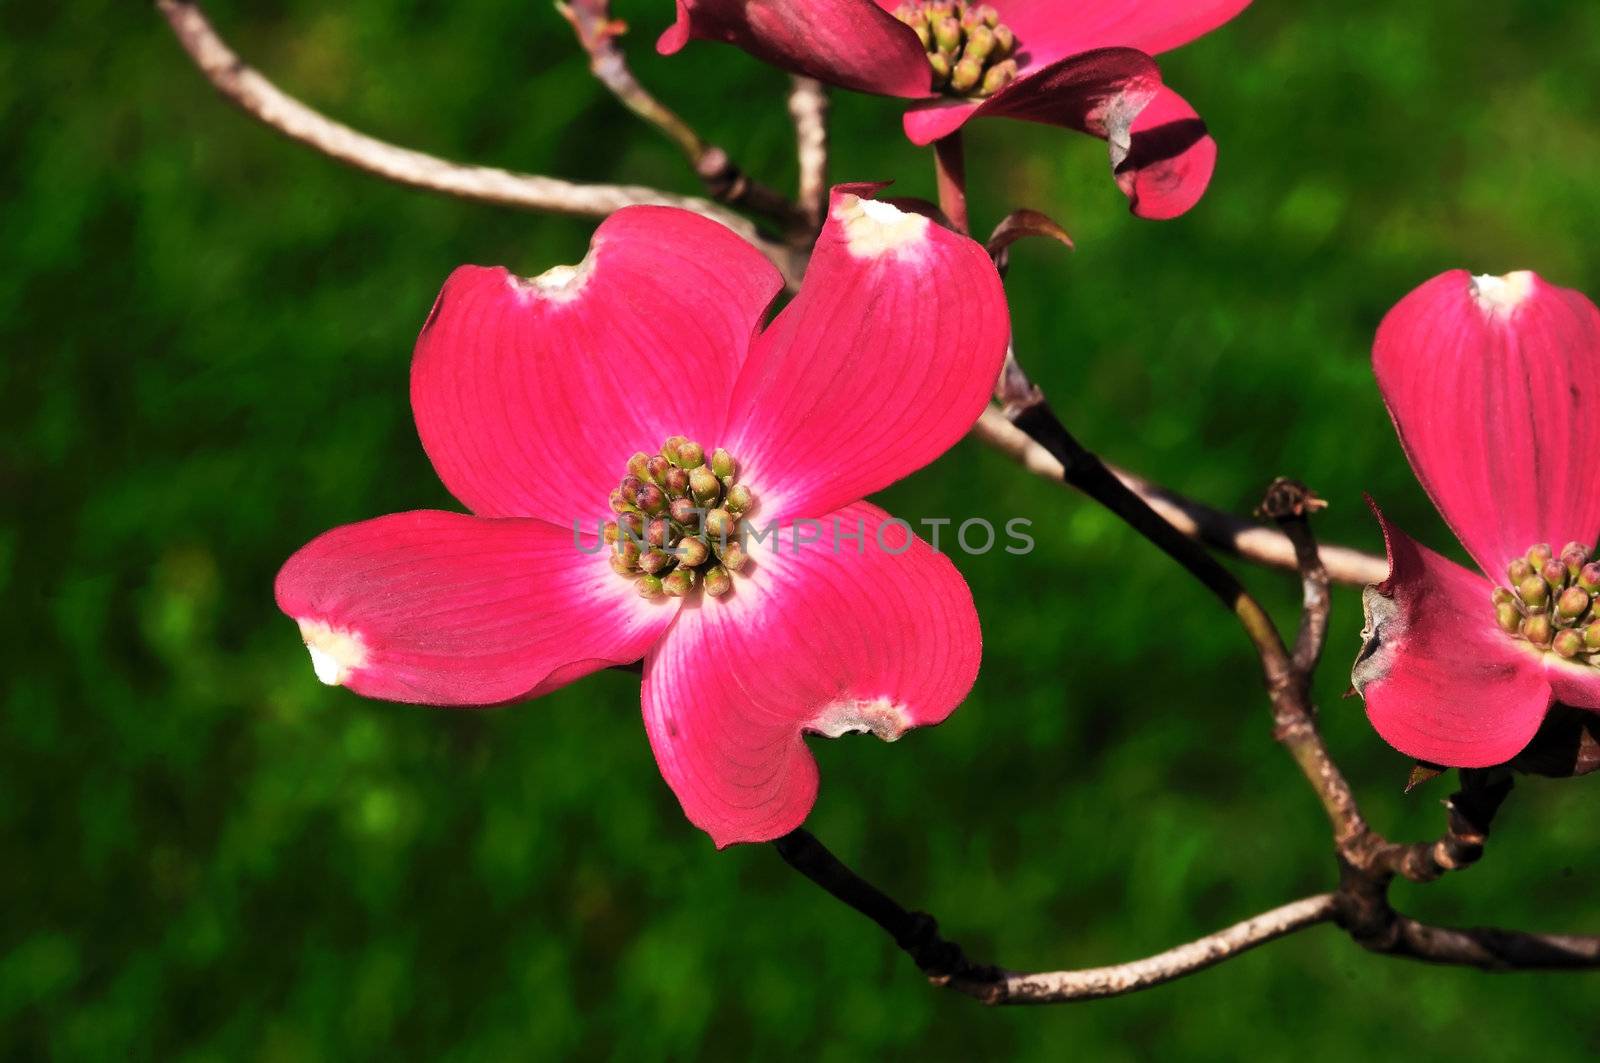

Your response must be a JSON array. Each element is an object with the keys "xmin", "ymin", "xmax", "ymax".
[{"xmin": 6, "ymin": 0, "xmax": 1600, "ymax": 1058}]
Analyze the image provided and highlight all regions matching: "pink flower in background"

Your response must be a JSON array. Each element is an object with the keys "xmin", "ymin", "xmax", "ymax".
[
  {"xmin": 659, "ymin": 0, "xmax": 1252, "ymax": 219},
  {"xmin": 1354, "ymin": 270, "xmax": 1600, "ymax": 768},
  {"xmin": 276, "ymin": 185, "xmax": 1009, "ymax": 846}
]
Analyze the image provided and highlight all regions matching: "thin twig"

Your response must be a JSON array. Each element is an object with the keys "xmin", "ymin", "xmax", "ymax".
[
  {"xmin": 970, "ymin": 407, "xmax": 1389, "ymax": 587},
  {"xmin": 788, "ymin": 77, "xmax": 830, "ymax": 229},
  {"xmin": 933, "ymin": 134, "xmax": 970, "ymax": 234},
  {"xmin": 1258, "ymin": 477, "xmax": 1332, "ymax": 674},
  {"xmin": 153, "ymin": 0, "xmax": 802, "ymax": 282},
  {"xmin": 559, "ymin": 0, "xmax": 810, "ymax": 237},
  {"xmin": 775, "ymin": 829, "xmax": 1340, "ymax": 1004}
]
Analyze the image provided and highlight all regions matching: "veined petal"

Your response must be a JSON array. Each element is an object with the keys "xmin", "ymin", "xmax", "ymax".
[
  {"xmin": 724, "ymin": 186, "xmax": 1009, "ymax": 521},
  {"xmin": 1373, "ymin": 270, "xmax": 1600, "ymax": 578},
  {"xmin": 1353, "ymin": 502, "xmax": 1551, "ymax": 768},
  {"xmin": 1114, "ymin": 84, "xmax": 1215, "ymax": 220},
  {"xmin": 988, "ymin": 0, "xmax": 1252, "ymax": 61},
  {"xmin": 276, "ymin": 511, "xmax": 675, "ymax": 705},
  {"xmin": 641, "ymin": 502, "xmax": 981, "ymax": 846},
  {"xmin": 903, "ymin": 47, "xmax": 1160, "ymax": 148},
  {"xmin": 411, "ymin": 207, "xmax": 783, "ymax": 522},
  {"xmin": 659, "ymin": 0, "xmax": 933, "ymax": 98}
]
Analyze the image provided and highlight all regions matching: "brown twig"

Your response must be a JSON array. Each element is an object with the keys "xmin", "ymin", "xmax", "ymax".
[
  {"xmin": 558, "ymin": 0, "xmax": 811, "ymax": 238},
  {"xmin": 970, "ymin": 407, "xmax": 1389, "ymax": 587},
  {"xmin": 153, "ymin": 0, "xmax": 803, "ymax": 281},
  {"xmin": 788, "ymin": 77, "xmax": 830, "ymax": 229}
]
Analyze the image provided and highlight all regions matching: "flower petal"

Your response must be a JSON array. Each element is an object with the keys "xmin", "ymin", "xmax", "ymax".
[
  {"xmin": 658, "ymin": 0, "xmax": 933, "ymax": 98},
  {"xmin": 1353, "ymin": 502, "xmax": 1550, "ymax": 768},
  {"xmin": 724, "ymin": 186, "xmax": 1009, "ymax": 520},
  {"xmin": 1373, "ymin": 270, "xmax": 1600, "ymax": 578},
  {"xmin": 411, "ymin": 207, "xmax": 783, "ymax": 521},
  {"xmin": 903, "ymin": 47, "xmax": 1160, "ymax": 148},
  {"xmin": 992, "ymin": 0, "xmax": 1252, "ymax": 61},
  {"xmin": 1114, "ymin": 84, "xmax": 1215, "ymax": 219},
  {"xmin": 640, "ymin": 502, "xmax": 981, "ymax": 846},
  {"xmin": 276, "ymin": 511, "xmax": 675, "ymax": 705}
]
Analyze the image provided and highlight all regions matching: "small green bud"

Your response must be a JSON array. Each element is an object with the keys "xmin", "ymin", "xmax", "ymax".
[
  {"xmin": 1543, "ymin": 558, "xmax": 1569, "ymax": 590},
  {"xmin": 646, "ymin": 517, "xmax": 672, "ymax": 548},
  {"xmin": 703, "ymin": 564, "xmax": 733, "ymax": 598},
  {"xmin": 928, "ymin": 51, "xmax": 952, "ymax": 84},
  {"xmin": 669, "ymin": 497, "xmax": 699, "ymax": 525},
  {"xmin": 673, "ymin": 440, "xmax": 705, "ymax": 469},
  {"xmin": 619, "ymin": 476, "xmax": 644, "ymax": 505},
  {"xmin": 1554, "ymin": 629, "xmax": 1585, "ymax": 659},
  {"xmin": 646, "ymin": 455, "xmax": 673, "ymax": 484},
  {"xmin": 1523, "ymin": 614, "xmax": 1554, "ymax": 646},
  {"xmin": 1492, "ymin": 586, "xmax": 1515, "ymax": 607},
  {"xmin": 719, "ymin": 541, "xmax": 748, "ymax": 572},
  {"xmin": 638, "ymin": 548, "xmax": 674, "ymax": 575},
  {"xmin": 689, "ymin": 466, "xmax": 722, "ymax": 503},
  {"xmin": 978, "ymin": 57, "xmax": 1016, "ymax": 96},
  {"xmin": 991, "ymin": 23, "xmax": 1014, "ymax": 57},
  {"xmin": 950, "ymin": 55, "xmax": 982, "ymax": 93},
  {"xmin": 602, "ymin": 521, "xmax": 621, "ymax": 546},
  {"xmin": 1518, "ymin": 574, "xmax": 1549, "ymax": 608},
  {"xmin": 1557, "ymin": 585, "xmax": 1590, "ymax": 620},
  {"xmin": 1495, "ymin": 601, "xmax": 1523, "ymax": 635},
  {"xmin": 608, "ymin": 488, "xmax": 633, "ymax": 514},
  {"xmin": 636, "ymin": 483, "xmax": 667, "ymax": 516},
  {"xmin": 724, "ymin": 483, "xmax": 753, "ymax": 516},
  {"xmin": 932, "ymin": 14, "xmax": 961, "ymax": 52},
  {"xmin": 676, "ymin": 536, "xmax": 711, "ymax": 567},
  {"xmin": 635, "ymin": 574, "xmax": 665, "ymax": 599},
  {"xmin": 1527, "ymin": 543, "xmax": 1554, "ymax": 570},
  {"xmin": 660, "ymin": 436, "xmax": 687, "ymax": 465},
  {"xmin": 662, "ymin": 568, "xmax": 696, "ymax": 597},
  {"xmin": 618, "ymin": 512, "xmax": 645, "ymax": 539},
  {"xmin": 609, "ymin": 550, "xmax": 638, "ymax": 577},
  {"xmin": 1585, "ymin": 621, "xmax": 1600, "ymax": 650},
  {"xmin": 1562, "ymin": 541, "xmax": 1590, "ymax": 575},
  {"xmin": 1579, "ymin": 562, "xmax": 1600, "ymax": 593},
  {"xmin": 627, "ymin": 452, "xmax": 652, "ymax": 480},
  {"xmin": 711, "ymin": 448, "xmax": 735, "ymax": 479},
  {"xmin": 704, "ymin": 507, "xmax": 735, "ymax": 542},
  {"xmin": 1508, "ymin": 558, "xmax": 1534, "ymax": 585},
  {"xmin": 962, "ymin": 24, "xmax": 995, "ymax": 63},
  {"xmin": 664, "ymin": 466, "xmax": 691, "ymax": 498},
  {"xmin": 977, "ymin": 4, "xmax": 999, "ymax": 26}
]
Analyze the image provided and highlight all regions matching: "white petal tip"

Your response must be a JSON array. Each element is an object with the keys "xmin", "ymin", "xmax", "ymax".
[
  {"xmin": 811, "ymin": 697, "xmax": 911, "ymax": 741},
  {"xmin": 1470, "ymin": 271, "xmax": 1536, "ymax": 316},
  {"xmin": 511, "ymin": 259, "xmax": 592, "ymax": 303},
  {"xmin": 835, "ymin": 195, "xmax": 929, "ymax": 259},
  {"xmin": 296, "ymin": 619, "xmax": 366, "ymax": 687}
]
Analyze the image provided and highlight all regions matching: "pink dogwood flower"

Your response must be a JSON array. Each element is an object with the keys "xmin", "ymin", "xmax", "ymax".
[
  {"xmin": 659, "ymin": 0, "xmax": 1251, "ymax": 219},
  {"xmin": 275, "ymin": 186, "xmax": 1009, "ymax": 846},
  {"xmin": 1353, "ymin": 270, "xmax": 1600, "ymax": 768}
]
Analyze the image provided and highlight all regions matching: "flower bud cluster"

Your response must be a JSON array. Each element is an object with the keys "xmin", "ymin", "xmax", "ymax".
[
  {"xmin": 893, "ymin": 1, "xmax": 1019, "ymax": 98},
  {"xmin": 1496, "ymin": 541, "xmax": 1600, "ymax": 662},
  {"xmin": 606, "ymin": 438, "xmax": 756, "ymax": 600}
]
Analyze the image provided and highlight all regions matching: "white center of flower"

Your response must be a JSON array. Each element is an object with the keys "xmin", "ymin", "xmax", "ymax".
[
  {"xmin": 297, "ymin": 619, "xmax": 367, "ymax": 686},
  {"xmin": 1470, "ymin": 271, "xmax": 1535, "ymax": 316},
  {"xmin": 512, "ymin": 259, "xmax": 593, "ymax": 303},
  {"xmin": 836, "ymin": 195, "xmax": 929, "ymax": 258}
]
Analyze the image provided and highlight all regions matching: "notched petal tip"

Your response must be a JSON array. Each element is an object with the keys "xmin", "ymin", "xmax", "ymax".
[
  {"xmin": 1351, "ymin": 583, "xmax": 1402, "ymax": 698},
  {"xmin": 1469, "ymin": 270, "xmax": 1536, "ymax": 317},
  {"xmin": 295, "ymin": 618, "xmax": 366, "ymax": 687},
  {"xmin": 832, "ymin": 193, "xmax": 931, "ymax": 259},
  {"xmin": 809, "ymin": 697, "xmax": 912, "ymax": 741}
]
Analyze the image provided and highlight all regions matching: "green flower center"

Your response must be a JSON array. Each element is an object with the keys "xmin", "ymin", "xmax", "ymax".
[
  {"xmin": 1493, "ymin": 541, "xmax": 1600, "ymax": 662},
  {"xmin": 893, "ymin": 1, "xmax": 1019, "ymax": 99},
  {"xmin": 606, "ymin": 438, "xmax": 756, "ymax": 600}
]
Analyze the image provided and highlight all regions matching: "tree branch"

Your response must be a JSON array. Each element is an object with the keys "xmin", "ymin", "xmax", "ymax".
[
  {"xmin": 558, "ymin": 0, "xmax": 811, "ymax": 237},
  {"xmin": 153, "ymin": 0, "xmax": 802, "ymax": 281},
  {"xmin": 970, "ymin": 407, "xmax": 1388, "ymax": 587},
  {"xmin": 788, "ymin": 77, "xmax": 830, "ymax": 229}
]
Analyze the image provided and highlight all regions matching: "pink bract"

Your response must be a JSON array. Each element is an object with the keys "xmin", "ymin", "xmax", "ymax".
[
  {"xmin": 276, "ymin": 186, "xmax": 1009, "ymax": 847},
  {"xmin": 659, "ymin": 0, "xmax": 1252, "ymax": 219},
  {"xmin": 1355, "ymin": 270, "xmax": 1600, "ymax": 768}
]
